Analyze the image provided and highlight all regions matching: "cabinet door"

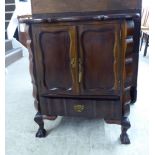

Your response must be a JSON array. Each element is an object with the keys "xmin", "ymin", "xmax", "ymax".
[
  {"xmin": 32, "ymin": 25, "xmax": 79, "ymax": 95},
  {"xmin": 78, "ymin": 22, "xmax": 121, "ymax": 95}
]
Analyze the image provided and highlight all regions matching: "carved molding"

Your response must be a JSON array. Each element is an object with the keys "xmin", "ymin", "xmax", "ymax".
[
  {"xmin": 121, "ymin": 20, "xmax": 135, "ymax": 117},
  {"xmin": 19, "ymin": 13, "xmax": 140, "ymax": 24}
]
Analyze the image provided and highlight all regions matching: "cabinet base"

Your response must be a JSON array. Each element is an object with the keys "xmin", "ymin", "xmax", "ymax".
[{"xmin": 34, "ymin": 113, "xmax": 131, "ymax": 144}]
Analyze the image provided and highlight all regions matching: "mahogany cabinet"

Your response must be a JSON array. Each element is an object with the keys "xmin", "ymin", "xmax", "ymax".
[{"xmin": 22, "ymin": 0, "xmax": 142, "ymax": 144}]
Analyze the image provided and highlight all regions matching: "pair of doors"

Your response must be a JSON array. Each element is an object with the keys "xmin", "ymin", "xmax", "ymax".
[{"xmin": 32, "ymin": 20, "xmax": 123, "ymax": 96}]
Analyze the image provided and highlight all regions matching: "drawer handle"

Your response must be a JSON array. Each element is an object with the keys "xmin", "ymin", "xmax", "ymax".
[{"xmin": 73, "ymin": 104, "xmax": 84, "ymax": 113}]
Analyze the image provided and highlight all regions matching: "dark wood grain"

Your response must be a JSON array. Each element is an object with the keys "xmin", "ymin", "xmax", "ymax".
[
  {"xmin": 31, "ymin": 0, "xmax": 141, "ymax": 15},
  {"xmin": 40, "ymin": 97, "xmax": 121, "ymax": 121},
  {"xmin": 25, "ymin": 0, "xmax": 141, "ymax": 143},
  {"xmin": 40, "ymin": 31, "xmax": 72, "ymax": 90},
  {"xmin": 26, "ymin": 25, "xmax": 41, "ymax": 111},
  {"xmin": 32, "ymin": 25, "xmax": 79, "ymax": 95},
  {"xmin": 78, "ymin": 22, "xmax": 120, "ymax": 95},
  {"xmin": 130, "ymin": 16, "xmax": 141, "ymax": 104}
]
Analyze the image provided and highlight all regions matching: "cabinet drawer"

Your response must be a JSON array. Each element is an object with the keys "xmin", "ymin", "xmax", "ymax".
[{"xmin": 40, "ymin": 97, "xmax": 121, "ymax": 120}]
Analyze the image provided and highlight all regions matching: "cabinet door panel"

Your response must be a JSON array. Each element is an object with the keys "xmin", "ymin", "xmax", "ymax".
[
  {"xmin": 79, "ymin": 22, "xmax": 121, "ymax": 95},
  {"xmin": 32, "ymin": 25, "xmax": 79, "ymax": 95}
]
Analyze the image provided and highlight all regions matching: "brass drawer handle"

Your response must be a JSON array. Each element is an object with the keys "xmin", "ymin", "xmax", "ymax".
[{"xmin": 73, "ymin": 104, "xmax": 84, "ymax": 112}]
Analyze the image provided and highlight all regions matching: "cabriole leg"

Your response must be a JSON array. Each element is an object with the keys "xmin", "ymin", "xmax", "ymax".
[
  {"xmin": 34, "ymin": 112, "xmax": 46, "ymax": 138},
  {"xmin": 120, "ymin": 117, "xmax": 131, "ymax": 144}
]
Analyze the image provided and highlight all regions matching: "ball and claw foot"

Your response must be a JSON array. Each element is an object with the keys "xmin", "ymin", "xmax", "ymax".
[
  {"xmin": 120, "ymin": 133, "xmax": 130, "ymax": 144},
  {"xmin": 34, "ymin": 112, "xmax": 46, "ymax": 138},
  {"xmin": 120, "ymin": 117, "xmax": 131, "ymax": 144},
  {"xmin": 36, "ymin": 128, "xmax": 46, "ymax": 138}
]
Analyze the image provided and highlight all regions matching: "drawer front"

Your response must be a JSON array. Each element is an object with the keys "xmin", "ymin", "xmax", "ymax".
[
  {"xmin": 40, "ymin": 97, "xmax": 121, "ymax": 120},
  {"xmin": 65, "ymin": 99, "xmax": 94, "ymax": 117},
  {"xmin": 95, "ymin": 100, "xmax": 121, "ymax": 120}
]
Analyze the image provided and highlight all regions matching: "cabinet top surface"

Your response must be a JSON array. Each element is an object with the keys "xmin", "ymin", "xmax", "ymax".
[{"xmin": 31, "ymin": 0, "xmax": 142, "ymax": 16}]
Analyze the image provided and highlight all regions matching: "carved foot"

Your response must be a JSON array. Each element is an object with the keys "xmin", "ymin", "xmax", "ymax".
[
  {"xmin": 34, "ymin": 112, "xmax": 46, "ymax": 138},
  {"xmin": 130, "ymin": 86, "xmax": 137, "ymax": 104},
  {"xmin": 120, "ymin": 117, "xmax": 131, "ymax": 144},
  {"xmin": 36, "ymin": 128, "xmax": 46, "ymax": 138}
]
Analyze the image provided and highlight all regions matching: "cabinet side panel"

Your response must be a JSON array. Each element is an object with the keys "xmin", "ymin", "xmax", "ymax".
[{"xmin": 26, "ymin": 25, "xmax": 40, "ymax": 111}]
